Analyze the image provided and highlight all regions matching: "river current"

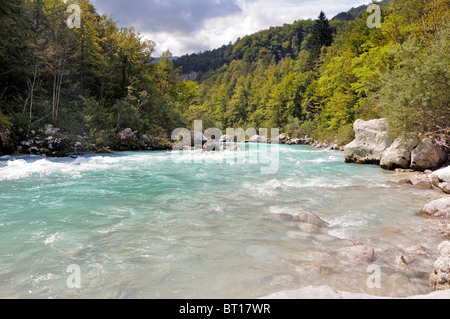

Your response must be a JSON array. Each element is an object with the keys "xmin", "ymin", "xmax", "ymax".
[{"xmin": 0, "ymin": 145, "xmax": 446, "ymax": 298}]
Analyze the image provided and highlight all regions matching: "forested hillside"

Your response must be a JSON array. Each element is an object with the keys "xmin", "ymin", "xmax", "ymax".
[
  {"xmin": 0, "ymin": 0, "xmax": 197, "ymax": 153},
  {"xmin": 0, "ymin": 0, "xmax": 448, "ymax": 156},
  {"xmin": 174, "ymin": 0, "xmax": 393, "ymax": 78},
  {"xmin": 179, "ymin": 0, "xmax": 449, "ymax": 145}
]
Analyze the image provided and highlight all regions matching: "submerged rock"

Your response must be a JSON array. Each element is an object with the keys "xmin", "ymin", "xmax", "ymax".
[
  {"xmin": 296, "ymin": 211, "xmax": 327, "ymax": 227},
  {"xmin": 429, "ymin": 166, "xmax": 450, "ymax": 194},
  {"xmin": 430, "ymin": 241, "xmax": 450, "ymax": 291},
  {"xmin": 339, "ymin": 245, "xmax": 376, "ymax": 264},
  {"xmin": 399, "ymin": 179, "xmax": 413, "ymax": 186},
  {"xmin": 410, "ymin": 138, "xmax": 447, "ymax": 171},
  {"xmin": 413, "ymin": 180, "xmax": 433, "ymax": 190},
  {"xmin": 420, "ymin": 197, "xmax": 450, "ymax": 219},
  {"xmin": 344, "ymin": 119, "xmax": 392, "ymax": 165}
]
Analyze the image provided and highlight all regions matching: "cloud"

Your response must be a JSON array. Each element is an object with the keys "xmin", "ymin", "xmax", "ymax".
[
  {"xmin": 91, "ymin": 0, "xmax": 370, "ymax": 56},
  {"xmin": 91, "ymin": 0, "xmax": 241, "ymax": 33}
]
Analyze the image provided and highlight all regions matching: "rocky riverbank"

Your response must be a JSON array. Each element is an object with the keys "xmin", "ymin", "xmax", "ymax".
[
  {"xmin": 264, "ymin": 118, "xmax": 450, "ymax": 299},
  {"xmin": 343, "ymin": 119, "xmax": 449, "ymax": 171},
  {"xmin": 0, "ymin": 124, "xmax": 173, "ymax": 157}
]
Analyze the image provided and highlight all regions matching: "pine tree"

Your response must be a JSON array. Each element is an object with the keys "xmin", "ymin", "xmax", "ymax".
[{"xmin": 306, "ymin": 11, "xmax": 333, "ymax": 68}]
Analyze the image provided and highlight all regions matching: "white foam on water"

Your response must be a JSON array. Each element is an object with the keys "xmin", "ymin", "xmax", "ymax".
[
  {"xmin": 44, "ymin": 232, "xmax": 62, "ymax": 245},
  {"xmin": 242, "ymin": 177, "xmax": 366, "ymax": 196},
  {"xmin": 269, "ymin": 206, "xmax": 300, "ymax": 216},
  {"xmin": 243, "ymin": 179, "xmax": 287, "ymax": 196},
  {"xmin": 0, "ymin": 154, "xmax": 161, "ymax": 181},
  {"xmin": 326, "ymin": 213, "xmax": 371, "ymax": 239}
]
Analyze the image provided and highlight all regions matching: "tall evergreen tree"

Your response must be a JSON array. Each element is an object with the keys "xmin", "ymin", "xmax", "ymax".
[{"xmin": 306, "ymin": 11, "xmax": 333, "ymax": 68}]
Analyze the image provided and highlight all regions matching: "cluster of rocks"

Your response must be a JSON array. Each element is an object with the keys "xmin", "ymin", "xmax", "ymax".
[
  {"xmin": 114, "ymin": 128, "xmax": 172, "ymax": 151},
  {"xmin": 273, "ymin": 209, "xmax": 450, "ymax": 296},
  {"xmin": 15, "ymin": 124, "xmax": 86, "ymax": 157},
  {"xmin": 1, "ymin": 124, "xmax": 173, "ymax": 157},
  {"xmin": 239, "ymin": 133, "xmax": 342, "ymax": 151},
  {"xmin": 275, "ymin": 210, "xmax": 376, "ymax": 264},
  {"xmin": 386, "ymin": 166, "xmax": 450, "ymax": 219},
  {"xmin": 173, "ymin": 132, "xmax": 242, "ymax": 152},
  {"xmin": 344, "ymin": 119, "xmax": 449, "ymax": 171}
]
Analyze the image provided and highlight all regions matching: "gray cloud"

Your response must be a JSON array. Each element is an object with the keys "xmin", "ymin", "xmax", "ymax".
[
  {"xmin": 91, "ymin": 0, "xmax": 242, "ymax": 34},
  {"xmin": 90, "ymin": 0, "xmax": 370, "ymax": 56}
]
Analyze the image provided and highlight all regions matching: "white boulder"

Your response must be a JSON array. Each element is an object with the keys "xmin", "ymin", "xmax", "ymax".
[{"xmin": 344, "ymin": 119, "xmax": 392, "ymax": 164}]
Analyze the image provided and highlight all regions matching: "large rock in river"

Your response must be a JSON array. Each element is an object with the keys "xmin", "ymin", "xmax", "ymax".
[
  {"xmin": 410, "ymin": 138, "xmax": 447, "ymax": 171},
  {"xmin": 380, "ymin": 137, "xmax": 419, "ymax": 170},
  {"xmin": 420, "ymin": 197, "xmax": 450, "ymax": 219},
  {"xmin": 339, "ymin": 245, "xmax": 376, "ymax": 264},
  {"xmin": 344, "ymin": 119, "xmax": 392, "ymax": 164},
  {"xmin": 430, "ymin": 241, "xmax": 450, "ymax": 291},
  {"xmin": 429, "ymin": 166, "xmax": 450, "ymax": 194},
  {"xmin": 296, "ymin": 211, "xmax": 327, "ymax": 227}
]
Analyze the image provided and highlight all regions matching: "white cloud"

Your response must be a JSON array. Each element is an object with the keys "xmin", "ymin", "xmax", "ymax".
[{"xmin": 93, "ymin": 0, "xmax": 371, "ymax": 56}]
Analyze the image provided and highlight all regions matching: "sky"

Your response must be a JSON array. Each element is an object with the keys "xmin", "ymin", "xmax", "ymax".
[{"xmin": 90, "ymin": 0, "xmax": 370, "ymax": 57}]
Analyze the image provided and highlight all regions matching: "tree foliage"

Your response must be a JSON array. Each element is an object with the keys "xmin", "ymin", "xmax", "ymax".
[
  {"xmin": 181, "ymin": 0, "xmax": 449, "ymax": 144},
  {"xmin": 0, "ymin": 0, "xmax": 193, "ymax": 139}
]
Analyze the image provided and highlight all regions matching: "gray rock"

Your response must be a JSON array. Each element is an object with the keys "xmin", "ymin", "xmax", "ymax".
[
  {"xmin": 28, "ymin": 146, "xmax": 39, "ymax": 154},
  {"xmin": 339, "ymin": 245, "xmax": 376, "ymax": 263},
  {"xmin": 44, "ymin": 124, "xmax": 60, "ymax": 136},
  {"xmin": 117, "ymin": 128, "xmax": 137, "ymax": 140},
  {"xmin": 344, "ymin": 119, "xmax": 392, "ymax": 164},
  {"xmin": 203, "ymin": 139, "xmax": 220, "ymax": 152},
  {"xmin": 380, "ymin": 137, "xmax": 419, "ymax": 170},
  {"xmin": 331, "ymin": 144, "xmax": 340, "ymax": 151},
  {"xmin": 249, "ymin": 135, "xmax": 260, "ymax": 143},
  {"xmin": 414, "ymin": 180, "xmax": 433, "ymax": 189},
  {"xmin": 411, "ymin": 138, "xmax": 447, "ymax": 171},
  {"xmin": 420, "ymin": 197, "xmax": 450, "ymax": 219},
  {"xmin": 429, "ymin": 166, "xmax": 450, "ymax": 194},
  {"xmin": 278, "ymin": 134, "xmax": 291, "ymax": 144},
  {"xmin": 430, "ymin": 241, "xmax": 450, "ymax": 291},
  {"xmin": 399, "ymin": 179, "xmax": 413, "ymax": 185},
  {"xmin": 296, "ymin": 211, "xmax": 327, "ymax": 227}
]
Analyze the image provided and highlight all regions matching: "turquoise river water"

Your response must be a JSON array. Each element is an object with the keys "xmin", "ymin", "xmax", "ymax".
[{"xmin": 0, "ymin": 144, "xmax": 446, "ymax": 298}]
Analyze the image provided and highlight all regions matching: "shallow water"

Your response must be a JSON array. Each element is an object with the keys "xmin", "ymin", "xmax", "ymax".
[{"xmin": 0, "ymin": 145, "xmax": 446, "ymax": 298}]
